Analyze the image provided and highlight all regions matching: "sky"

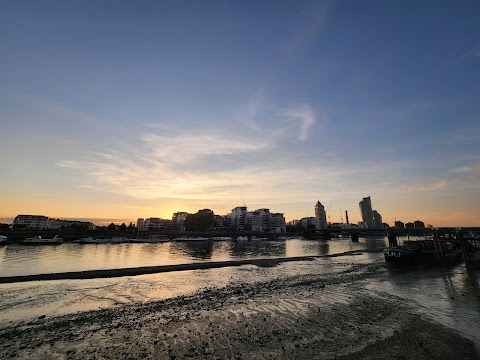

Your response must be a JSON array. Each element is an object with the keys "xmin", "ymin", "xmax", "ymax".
[{"xmin": 0, "ymin": 1, "xmax": 479, "ymax": 227}]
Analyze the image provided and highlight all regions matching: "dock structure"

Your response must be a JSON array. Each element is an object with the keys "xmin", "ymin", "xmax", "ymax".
[{"xmin": 430, "ymin": 228, "xmax": 480, "ymax": 268}]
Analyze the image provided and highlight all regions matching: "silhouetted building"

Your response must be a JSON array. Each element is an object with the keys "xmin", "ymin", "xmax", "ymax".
[
  {"xmin": 372, "ymin": 210, "xmax": 383, "ymax": 228},
  {"xmin": 314, "ymin": 200, "xmax": 327, "ymax": 229},
  {"xmin": 13, "ymin": 214, "xmax": 94, "ymax": 230},
  {"xmin": 138, "ymin": 217, "xmax": 178, "ymax": 231},
  {"xmin": 405, "ymin": 222, "xmax": 414, "ymax": 228},
  {"xmin": 359, "ymin": 196, "xmax": 374, "ymax": 228},
  {"xmin": 244, "ymin": 208, "xmax": 286, "ymax": 233},
  {"xmin": 13, "ymin": 215, "xmax": 49, "ymax": 229},
  {"xmin": 230, "ymin": 206, "xmax": 247, "ymax": 231},
  {"xmin": 172, "ymin": 212, "xmax": 189, "ymax": 231},
  {"xmin": 212, "ymin": 215, "xmax": 229, "ymax": 231},
  {"xmin": 394, "ymin": 221, "xmax": 405, "ymax": 228},
  {"xmin": 414, "ymin": 220, "xmax": 425, "ymax": 228},
  {"xmin": 301, "ymin": 217, "xmax": 317, "ymax": 229}
]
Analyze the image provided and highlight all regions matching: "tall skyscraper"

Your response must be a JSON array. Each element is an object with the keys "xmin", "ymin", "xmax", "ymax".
[
  {"xmin": 359, "ymin": 196, "xmax": 374, "ymax": 228},
  {"xmin": 372, "ymin": 210, "xmax": 383, "ymax": 228},
  {"xmin": 314, "ymin": 200, "xmax": 327, "ymax": 229}
]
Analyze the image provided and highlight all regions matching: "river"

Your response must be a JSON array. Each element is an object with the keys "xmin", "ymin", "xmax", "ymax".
[{"xmin": 0, "ymin": 236, "xmax": 479, "ymax": 350}]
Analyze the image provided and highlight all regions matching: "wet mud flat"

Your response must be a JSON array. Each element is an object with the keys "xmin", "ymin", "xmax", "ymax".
[{"xmin": 0, "ymin": 261, "xmax": 478, "ymax": 359}]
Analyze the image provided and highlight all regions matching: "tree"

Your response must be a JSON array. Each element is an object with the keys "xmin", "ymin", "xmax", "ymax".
[
  {"xmin": 119, "ymin": 223, "xmax": 127, "ymax": 231},
  {"xmin": 184, "ymin": 209, "xmax": 215, "ymax": 231},
  {"xmin": 107, "ymin": 223, "xmax": 116, "ymax": 231}
]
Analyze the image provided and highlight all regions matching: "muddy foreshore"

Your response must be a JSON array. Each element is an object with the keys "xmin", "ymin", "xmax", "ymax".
[{"xmin": 0, "ymin": 261, "xmax": 478, "ymax": 359}]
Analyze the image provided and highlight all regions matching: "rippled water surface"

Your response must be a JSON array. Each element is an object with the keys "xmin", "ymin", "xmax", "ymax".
[{"xmin": 0, "ymin": 236, "xmax": 389, "ymax": 277}]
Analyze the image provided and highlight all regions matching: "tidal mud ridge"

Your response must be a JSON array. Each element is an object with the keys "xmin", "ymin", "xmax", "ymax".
[{"xmin": 0, "ymin": 261, "xmax": 478, "ymax": 359}]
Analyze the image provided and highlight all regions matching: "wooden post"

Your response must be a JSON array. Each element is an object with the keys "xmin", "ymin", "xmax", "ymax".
[
  {"xmin": 457, "ymin": 228, "xmax": 470, "ymax": 268},
  {"xmin": 432, "ymin": 229, "xmax": 443, "ymax": 265}
]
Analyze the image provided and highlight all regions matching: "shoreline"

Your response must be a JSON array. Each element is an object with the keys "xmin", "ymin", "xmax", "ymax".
[{"xmin": 0, "ymin": 260, "xmax": 478, "ymax": 359}]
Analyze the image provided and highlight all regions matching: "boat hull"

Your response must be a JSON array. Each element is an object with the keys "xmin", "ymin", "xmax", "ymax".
[{"xmin": 21, "ymin": 240, "xmax": 63, "ymax": 245}]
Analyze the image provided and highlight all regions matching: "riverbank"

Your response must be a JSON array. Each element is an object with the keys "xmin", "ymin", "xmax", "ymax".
[{"xmin": 0, "ymin": 260, "xmax": 477, "ymax": 359}]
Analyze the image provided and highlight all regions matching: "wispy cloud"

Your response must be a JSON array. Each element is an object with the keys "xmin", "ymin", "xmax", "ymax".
[
  {"xmin": 141, "ymin": 132, "xmax": 269, "ymax": 165},
  {"xmin": 280, "ymin": 105, "xmax": 316, "ymax": 141},
  {"xmin": 241, "ymin": 92, "xmax": 318, "ymax": 142},
  {"xmin": 419, "ymin": 179, "xmax": 455, "ymax": 192}
]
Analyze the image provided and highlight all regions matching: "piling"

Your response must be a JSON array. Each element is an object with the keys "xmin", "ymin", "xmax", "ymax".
[{"xmin": 456, "ymin": 228, "xmax": 471, "ymax": 268}]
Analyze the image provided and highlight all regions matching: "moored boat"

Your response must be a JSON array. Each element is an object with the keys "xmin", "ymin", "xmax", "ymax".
[
  {"xmin": 383, "ymin": 239, "xmax": 462, "ymax": 267},
  {"xmin": 0, "ymin": 235, "xmax": 7, "ymax": 245},
  {"xmin": 236, "ymin": 236, "xmax": 248, "ymax": 241},
  {"xmin": 172, "ymin": 236, "xmax": 211, "ymax": 241},
  {"xmin": 22, "ymin": 235, "xmax": 63, "ymax": 245},
  {"xmin": 212, "ymin": 236, "xmax": 232, "ymax": 241},
  {"xmin": 77, "ymin": 237, "xmax": 128, "ymax": 244},
  {"xmin": 130, "ymin": 235, "xmax": 169, "ymax": 243}
]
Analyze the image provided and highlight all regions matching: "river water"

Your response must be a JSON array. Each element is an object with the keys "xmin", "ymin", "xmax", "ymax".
[{"xmin": 0, "ymin": 236, "xmax": 479, "ymax": 349}]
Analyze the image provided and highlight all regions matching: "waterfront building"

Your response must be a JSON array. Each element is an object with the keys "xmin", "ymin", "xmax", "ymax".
[
  {"xmin": 137, "ymin": 218, "xmax": 146, "ymax": 231},
  {"xmin": 359, "ymin": 196, "xmax": 374, "ymax": 229},
  {"xmin": 314, "ymin": 200, "xmax": 327, "ymax": 229},
  {"xmin": 357, "ymin": 221, "xmax": 367, "ymax": 229},
  {"xmin": 270, "ymin": 212, "xmax": 286, "ymax": 233},
  {"xmin": 246, "ymin": 210, "xmax": 263, "ymax": 232},
  {"xmin": 372, "ymin": 210, "xmax": 383, "ymax": 228},
  {"xmin": 138, "ymin": 217, "xmax": 179, "ymax": 231},
  {"xmin": 394, "ymin": 221, "xmax": 405, "ymax": 228},
  {"xmin": 245, "ymin": 208, "xmax": 286, "ymax": 233},
  {"xmin": 13, "ymin": 215, "xmax": 49, "ymax": 229},
  {"xmin": 48, "ymin": 219, "xmax": 95, "ymax": 230},
  {"xmin": 13, "ymin": 215, "xmax": 93, "ymax": 230},
  {"xmin": 212, "ymin": 215, "xmax": 229, "ymax": 231},
  {"xmin": 172, "ymin": 212, "xmax": 189, "ymax": 231},
  {"xmin": 414, "ymin": 220, "xmax": 425, "ymax": 228},
  {"xmin": 230, "ymin": 206, "xmax": 247, "ymax": 231},
  {"xmin": 301, "ymin": 217, "xmax": 317, "ymax": 229}
]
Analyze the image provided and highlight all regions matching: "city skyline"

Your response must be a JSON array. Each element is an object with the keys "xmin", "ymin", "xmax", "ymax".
[{"xmin": 1, "ymin": 2, "xmax": 480, "ymax": 227}]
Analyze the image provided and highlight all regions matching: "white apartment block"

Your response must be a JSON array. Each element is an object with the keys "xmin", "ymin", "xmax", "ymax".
[
  {"xmin": 244, "ymin": 208, "xmax": 286, "ymax": 233},
  {"xmin": 137, "ymin": 217, "xmax": 178, "ymax": 231},
  {"xmin": 230, "ymin": 206, "xmax": 247, "ymax": 231},
  {"xmin": 13, "ymin": 215, "xmax": 94, "ymax": 230},
  {"xmin": 13, "ymin": 215, "xmax": 49, "ymax": 229}
]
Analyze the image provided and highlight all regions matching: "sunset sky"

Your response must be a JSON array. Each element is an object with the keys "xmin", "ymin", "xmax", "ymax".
[{"xmin": 1, "ymin": 1, "xmax": 479, "ymax": 226}]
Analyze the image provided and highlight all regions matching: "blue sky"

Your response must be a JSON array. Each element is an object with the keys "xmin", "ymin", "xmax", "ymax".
[{"xmin": 1, "ymin": 1, "xmax": 479, "ymax": 226}]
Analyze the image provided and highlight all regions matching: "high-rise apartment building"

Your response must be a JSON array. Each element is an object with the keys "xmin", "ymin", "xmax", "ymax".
[
  {"xmin": 231, "ymin": 206, "xmax": 247, "ymax": 231},
  {"xmin": 359, "ymin": 196, "xmax": 374, "ymax": 229},
  {"xmin": 242, "ymin": 207, "xmax": 286, "ymax": 233},
  {"xmin": 314, "ymin": 200, "xmax": 327, "ymax": 229},
  {"xmin": 372, "ymin": 210, "xmax": 383, "ymax": 228}
]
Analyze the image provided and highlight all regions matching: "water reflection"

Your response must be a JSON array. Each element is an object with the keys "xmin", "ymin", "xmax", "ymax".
[
  {"xmin": 0, "ymin": 237, "xmax": 394, "ymax": 277},
  {"xmin": 229, "ymin": 240, "xmax": 286, "ymax": 258},
  {"xmin": 170, "ymin": 241, "xmax": 214, "ymax": 260}
]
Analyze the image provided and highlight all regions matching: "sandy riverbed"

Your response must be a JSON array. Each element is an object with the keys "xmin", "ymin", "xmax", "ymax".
[{"xmin": 0, "ymin": 260, "xmax": 478, "ymax": 359}]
